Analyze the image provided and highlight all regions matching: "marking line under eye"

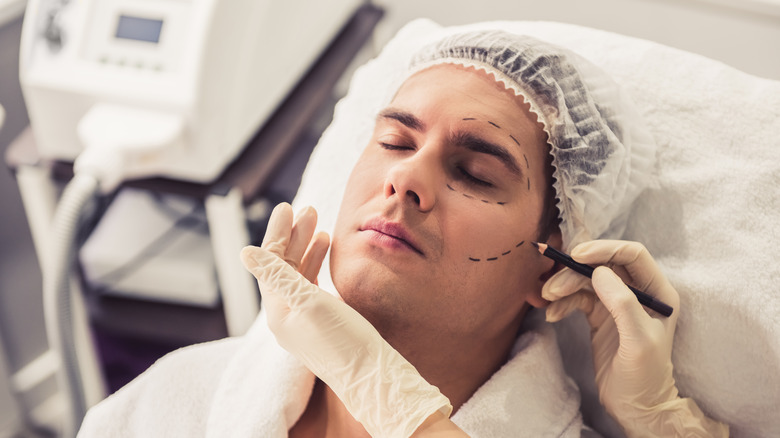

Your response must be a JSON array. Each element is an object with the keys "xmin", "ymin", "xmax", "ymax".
[{"xmin": 446, "ymin": 183, "xmax": 507, "ymax": 206}]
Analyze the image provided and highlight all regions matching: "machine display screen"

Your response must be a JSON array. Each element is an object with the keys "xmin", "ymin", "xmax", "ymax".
[{"xmin": 115, "ymin": 15, "xmax": 164, "ymax": 43}]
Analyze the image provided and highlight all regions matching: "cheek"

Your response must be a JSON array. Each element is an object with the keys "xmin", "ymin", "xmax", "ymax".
[
  {"xmin": 448, "ymin": 213, "xmax": 545, "ymax": 313},
  {"xmin": 336, "ymin": 157, "xmax": 384, "ymax": 217},
  {"xmin": 446, "ymin": 204, "xmax": 539, "ymax": 263}
]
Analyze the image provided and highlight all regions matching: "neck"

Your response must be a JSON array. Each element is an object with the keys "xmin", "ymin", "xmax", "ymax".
[
  {"xmin": 381, "ymin": 312, "xmax": 525, "ymax": 411},
  {"xmin": 290, "ymin": 379, "xmax": 370, "ymax": 438},
  {"xmin": 291, "ymin": 311, "xmax": 526, "ymax": 436}
]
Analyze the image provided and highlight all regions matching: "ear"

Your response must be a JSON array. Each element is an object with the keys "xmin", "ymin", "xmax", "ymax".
[{"xmin": 526, "ymin": 228, "xmax": 564, "ymax": 309}]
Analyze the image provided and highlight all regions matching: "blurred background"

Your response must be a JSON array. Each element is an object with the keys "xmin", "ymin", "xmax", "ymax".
[{"xmin": 0, "ymin": 0, "xmax": 777, "ymax": 436}]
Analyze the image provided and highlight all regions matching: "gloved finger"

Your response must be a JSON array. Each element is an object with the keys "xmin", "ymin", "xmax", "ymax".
[
  {"xmin": 240, "ymin": 244, "xmax": 319, "ymax": 308},
  {"xmin": 545, "ymin": 289, "xmax": 597, "ymax": 322},
  {"xmin": 591, "ymin": 266, "xmax": 654, "ymax": 340},
  {"xmin": 261, "ymin": 203, "xmax": 294, "ymax": 258},
  {"xmin": 299, "ymin": 231, "xmax": 330, "ymax": 284},
  {"xmin": 257, "ymin": 285, "xmax": 290, "ymax": 322},
  {"xmin": 285, "ymin": 206, "xmax": 318, "ymax": 271},
  {"xmin": 542, "ymin": 267, "xmax": 593, "ymax": 301},
  {"xmin": 571, "ymin": 240, "xmax": 679, "ymax": 309}
]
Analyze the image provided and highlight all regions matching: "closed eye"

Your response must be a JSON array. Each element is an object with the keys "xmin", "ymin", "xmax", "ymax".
[
  {"xmin": 457, "ymin": 166, "xmax": 492, "ymax": 187},
  {"xmin": 379, "ymin": 142, "xmax": 414, "ymax": 151}
]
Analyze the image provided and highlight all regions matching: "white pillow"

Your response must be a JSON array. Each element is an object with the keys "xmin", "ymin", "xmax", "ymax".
[{"xmin": 293, "ymin": 19, "xmax": 780, "ymax": 438}]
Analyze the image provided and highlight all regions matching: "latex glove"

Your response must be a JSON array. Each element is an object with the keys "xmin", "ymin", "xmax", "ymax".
[
  {"xmin": 240, "ymin": 203, "xmax": 453, "ymax": 438},
  {"xmin": 543, "ymin": 240, "xmax": 728, "ymax": 438}
]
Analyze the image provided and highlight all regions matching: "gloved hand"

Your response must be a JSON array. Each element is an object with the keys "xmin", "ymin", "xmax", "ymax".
[
  {"xmin": 543, "ymin": 240, "xmax": 728, "ymax": 438},
  {"xmin": 240, "ymin": 203, "xmax": 456, "ymax": 438}
]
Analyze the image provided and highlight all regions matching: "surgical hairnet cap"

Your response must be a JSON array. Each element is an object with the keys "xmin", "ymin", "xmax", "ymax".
[{"xmin": 409, "ymin": 30, "xmax": 656, "ymax": 249}]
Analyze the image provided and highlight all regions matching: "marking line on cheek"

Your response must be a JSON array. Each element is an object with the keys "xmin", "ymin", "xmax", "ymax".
[
  {"xmin": 524, "ymin": 154, "xmax": 529, "ymax": 169},
  {"xmin": 468, "ymin": 240, "xmax": 526, "ymax": 262},
  {"xmin": 488, "ymin": 121, "xmax": 501, "ymax": 129},
  {"xmin": 462, "ymin": 117, "xmax": 476, "ymax": 121}
]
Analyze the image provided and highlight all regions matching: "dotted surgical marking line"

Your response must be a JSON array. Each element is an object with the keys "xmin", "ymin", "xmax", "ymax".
[
  {"xmin": 446, "ymin": 183, "xmax": 507, "ymax": 206},
  {"xmin": 468, "ymin": 240, "xmax": 525, "ymax": 262},
  {"xmin": 463, "ymin": 118, "xmax": 531, "ymax": 191}
]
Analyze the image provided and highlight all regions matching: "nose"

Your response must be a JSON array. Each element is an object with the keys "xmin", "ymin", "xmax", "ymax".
[{"xmin": 383, "ymin": 154, "xmax": 438, "ymax": 212}]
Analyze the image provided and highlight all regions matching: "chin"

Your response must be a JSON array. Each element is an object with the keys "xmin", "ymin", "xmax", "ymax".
[{"xmin": 333, "ymin": 265, "xmax": 412, "ymax": 333}]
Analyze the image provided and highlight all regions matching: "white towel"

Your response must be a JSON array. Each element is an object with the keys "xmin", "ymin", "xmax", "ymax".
[
  {"xmin": 451, "ymin": 311, "xmax": 584, "ymax": 437},
  {"xmin": 77, "ymin": 312, "xmax": 316, "ymax": 438},
  {"xmin": 78, "ymin": 310, "xmax": 584, "ymax": 437},
  {"xmin": 293, "ymin": 20, "xmax": 780, "ymax": 437}
]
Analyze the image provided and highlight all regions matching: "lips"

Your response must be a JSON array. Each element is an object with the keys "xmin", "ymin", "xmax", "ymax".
[{"xmin": 359, "ymin": 218, "xmax": 424, "ymax": 256}]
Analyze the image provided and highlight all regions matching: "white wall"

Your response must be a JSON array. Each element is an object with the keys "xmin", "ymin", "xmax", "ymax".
[
  {"xmin": 0, "ymin": 0, "xmax": 25, "ymax": 29},
  {"xmin": 373, "ymin": 0, "xmax": 780, "ymax": 80}
]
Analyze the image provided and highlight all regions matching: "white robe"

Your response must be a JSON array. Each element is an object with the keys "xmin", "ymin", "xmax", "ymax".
[{"xmin": 77, "ymin": 312, "xmax": 587, "ymax": 437}]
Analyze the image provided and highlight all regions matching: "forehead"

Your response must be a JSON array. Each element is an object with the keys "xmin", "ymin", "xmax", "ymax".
[
  {"xmin": 387, "ymin": 64, "xmax": 548, "ymax": 156},
  {"xmin": 392, "ymin": 64, "xmax": 528, "ymax": 116}
]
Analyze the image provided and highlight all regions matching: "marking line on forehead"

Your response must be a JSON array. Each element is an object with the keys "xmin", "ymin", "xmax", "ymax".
[
  {"xmin": 450, "ymin": 131, "xmax": 522, "ymax": 177},
  {"xmin": 463, "ymin": 118, "xmax": 529, "ymax": 177}
]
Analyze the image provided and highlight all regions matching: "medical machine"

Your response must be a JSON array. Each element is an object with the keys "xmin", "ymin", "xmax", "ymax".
[
  {"xmin": 21, "ymin": 0, "xmax": 360, "ymax": 184},
  {"xmin": 17, "ymin": 0, "xmax": 364, "ymax": 436}
]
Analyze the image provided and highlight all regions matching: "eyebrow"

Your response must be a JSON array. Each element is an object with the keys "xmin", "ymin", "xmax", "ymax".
[
  {"xmin": 450, "ymin": 131, "xmax": 523, "ymax": 177},
  {"xmin": 378, "ymin": 108, "xmax": 523, "ymax": 177},
  {"xmin": 378, "ymin": 108, "xmax": 425, "ymax": 131}
]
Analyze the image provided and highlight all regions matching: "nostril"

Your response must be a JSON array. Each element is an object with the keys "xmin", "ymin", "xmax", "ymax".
[
  {"xmin": 384, "ymin": 171, "xmax": 432, "ymax": 211},
  {"xmin": 385, "ymin": 181, "xmax": 397, "ymax": 197},
  {"xmin": 408, "ymin": 190, "xmax": 420, "ymax": 205}
]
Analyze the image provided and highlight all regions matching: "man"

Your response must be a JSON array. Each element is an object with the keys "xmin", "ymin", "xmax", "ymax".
[
  {"xmin": 242, "ymin": 31, "xmax": 728, "ymax": 437},
  {"xmin": 273, "ymin": 61, "xmax": 567, "ymax": 436},
  {"xmin": 78, "ymin": 29, "xmax": 727, "ymax": 437}
]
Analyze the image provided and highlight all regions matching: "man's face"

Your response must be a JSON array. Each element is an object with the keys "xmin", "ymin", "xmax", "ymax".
[{"xmin": 330, "ymin": 64, "xmax": 555, "ymax": 339}]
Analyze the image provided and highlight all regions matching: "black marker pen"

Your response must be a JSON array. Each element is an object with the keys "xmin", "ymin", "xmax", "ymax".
[{"xmin": 532, "ymin": 242, "xmax": 673, "ymax": 317}]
